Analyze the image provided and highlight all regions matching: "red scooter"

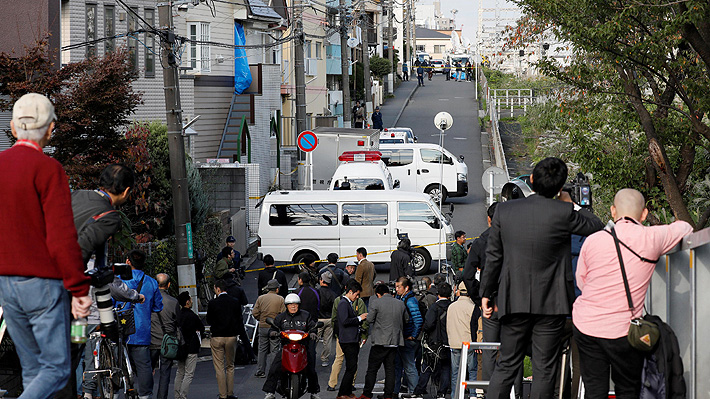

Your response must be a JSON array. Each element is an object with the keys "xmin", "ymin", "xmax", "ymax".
[{"xmin": 266, "ymin": 318, "xmax": 323, "ymax": 399}]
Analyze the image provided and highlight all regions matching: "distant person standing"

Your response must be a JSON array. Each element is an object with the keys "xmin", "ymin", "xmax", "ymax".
[
  {"xmin": 207, "ymin": 279, "xmax": 242, "ymax": 399},
  {"xmin": 417, "ymin": 63, "xmax": 425, "ymax": 87},
  {"xmin": 317, "ymin": 272, "xmax": 337, "ymax": 367},
  {"xmin": 354, "ymin": 247, "xmax": 375, "ymax": 307},
  {"xmin": 402, "ymin": 62, "xmax": 409, "ymax": 81},
  {"xmin": 252, "ymin": 279, "xmax": 286, "ymax": 377},
  {"xmin": 444, "ymin": 61, "xmax": 451, "ymax": 81},
  {"xmin": 371, "ymin": 106, "xmax": 384, "ymax": 131},
  {"xmin": 353, "ymin": 100, "xmax": 364, "ymax": 128},
  {"xmin": 258, "ymin": 254, "xmax": 288, "ymax": 297},
  {"xmin": 451, "ymin": 230, "xmax": 467, "ymax": 275},
  {"xmin": 150, "ymin": 274, "xmax": 180, "ymax": 399},
  {"xmin": 390, "ymin": 238, "xmax": 414, "ymax": 281},
  {"xmin": 319, "ymin": 253, "xmax": 348, "ymax": 296},
  {"xmin": 174, "ymin": 292, "xmax": 205, "ymax": 399}
]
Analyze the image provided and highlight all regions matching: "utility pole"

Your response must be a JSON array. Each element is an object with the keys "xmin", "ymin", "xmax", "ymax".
[
  {"xmin": 340, "ymin": 0, "xmax": 352, "ymax": 127},
  {"xmin": 404, "ymin": 0, "xmax": 410, "ymax": 69},
  {"xmin": 361, "ymin": 11, "xmax": 372, "ymax": 119},
  {"xmin": 158, "ymin": 3, "xmax": 196, "ymax": 310},
  {"xmin": 412, "ymin": 2, "xmax": 417, "ymax": 60},
  {"xmin": 387, "ymin": 0, "xmax": 394, "ymax": 94},
  {"xmin": 294, "ymin": 0, "xmax": 307, "ymax": 135}
]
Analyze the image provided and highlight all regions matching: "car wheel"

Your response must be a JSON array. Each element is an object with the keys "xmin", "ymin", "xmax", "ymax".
[
  {"xmin": 412, "ymin": 247, "xmax": 432, "ymax": 275},
  {"xmin": 425, "ymin": 184, "xmax": 448, "ymax": 204}
]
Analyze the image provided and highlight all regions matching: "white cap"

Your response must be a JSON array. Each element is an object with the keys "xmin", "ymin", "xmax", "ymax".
[
  {"xmin": 285, "ymin": 293, "xmax": 301, "ymax": 305},
  {"xmin": 13, "ymin": 93, "xmax": 56, "ymax": 130}
]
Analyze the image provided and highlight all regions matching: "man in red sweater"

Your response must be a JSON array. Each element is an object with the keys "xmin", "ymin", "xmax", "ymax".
[{"xmin": 0, "ymin": 93, "xmax": 91, "ymax": 399}]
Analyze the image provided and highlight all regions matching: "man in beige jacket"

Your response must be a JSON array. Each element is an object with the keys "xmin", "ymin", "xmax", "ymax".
[
  {"xmin": 252, "ymin": 279, "xmax": 286, "ymax": 377},
  {"xmin": 447, "ymin": 282, "xmax": 481, "ymax": 395},
  {"xmin": 354, "ymin": 247, "xmax": 375, "ymax": 307}
]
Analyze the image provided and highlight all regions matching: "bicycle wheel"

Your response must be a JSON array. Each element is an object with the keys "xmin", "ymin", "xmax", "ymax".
[
  {"xmin": 121, "ymin": 344, "xmax": 139, "ymax": 399},
  {"xmin": 97, "ymin": 339, "xmax": 115, "ymax": 399}
]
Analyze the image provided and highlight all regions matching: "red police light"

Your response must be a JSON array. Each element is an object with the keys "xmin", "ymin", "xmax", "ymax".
[
  {"xmin": 357, "ymin": 140, "xmax": 365, "ymax": 146},
  {"xmin": 339, "ymin": 151, "xmax": 382, "ymax": 162}
]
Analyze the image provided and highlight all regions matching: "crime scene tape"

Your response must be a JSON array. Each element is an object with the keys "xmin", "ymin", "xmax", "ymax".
[{"xmin": 246, "ymin": 235, "xmax": 479, "ymax": 273}]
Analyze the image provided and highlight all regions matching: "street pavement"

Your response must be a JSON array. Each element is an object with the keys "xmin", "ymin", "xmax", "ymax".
[{"xmin": 132, "ymin": 75, "xmax": 488, "ymax": 399}]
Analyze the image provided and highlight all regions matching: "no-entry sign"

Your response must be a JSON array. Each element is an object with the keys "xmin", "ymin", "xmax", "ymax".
[{"xmin": 297, "ymin": 130, "xmax": 318, "ymax": 152}]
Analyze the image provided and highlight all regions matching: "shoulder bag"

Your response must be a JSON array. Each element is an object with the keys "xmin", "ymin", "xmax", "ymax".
[{"xmin": 117, "ymin": 273, "xmax": 146, "ymax": 337}]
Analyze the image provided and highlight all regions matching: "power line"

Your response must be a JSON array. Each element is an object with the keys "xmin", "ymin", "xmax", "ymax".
[
  {"xmin": 116, "ymin": 0, "xmax": 157, "ymax": 32},
  {"xmin": 61, "ymin": 30, "xmax": 150, "ymax": 51}
]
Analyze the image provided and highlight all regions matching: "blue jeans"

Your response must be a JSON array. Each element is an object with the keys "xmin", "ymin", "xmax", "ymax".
[
  {"xmin": 394, "ymin": 339, "xmax": 419, "ymax": 393},
  {"xmin": 128, "ymin": 345, "xmax": 153, "ymax": 398},
  {"xmin": 450, "ymin": 347, "xmax": 478, "ymax": 399},
  {"xmin": 0, "ymin": 276, "xmax": 72, "ymax": 399}
]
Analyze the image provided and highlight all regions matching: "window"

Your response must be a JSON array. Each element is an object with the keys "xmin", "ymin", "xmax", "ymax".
[
  {"xmin": 127, "ymin": 7, "xmax": 139, "ymax": 70},
  {"xmin": 342, "ymin": 203, "xmax": 387, "ymax": 226},
  {"xmin": 86, "ymin": 4, "xmax": 97, "ymax": 57},
  {"xmin": 144, "ymin": 9, "xmax": 155, "ymax": 77},
  {"xmin": 380, "ymin": 149, "xmax": 413, "ymax": 167},
  {"xmin": 269, "ymin": 204, "xmax": 338, "ymax": 226},
  {"xmin": 315, "ymin": 41, "xmax": 322, "ymax": 59},
  {"xmin": 398, "ymin": 202, "xmax": 437, "ymax": 226},
  {"xmin": 416, "ymin": 45, "xmax": 425, "ymax": 52},
  {"xmin": 334, "ymin": 179, "xmax": 385, "ymax": 190},
  {"xmin": 434, "ymin": 45, "xmax": 446, "ymax": 53},
  {"xmin": 189, "ymin": 22, "xmax": 211, "ymax": 72},
  {"xmin": 420, "ymin": 149, "xmax": 453, "ymax": 164},
  {"xmin": 104, "ymin": 6, "xmax": 115, "ymax": 54},
  {"xmin": 305, "ymin": 40, "xmax": 312, "ymax": 58}
]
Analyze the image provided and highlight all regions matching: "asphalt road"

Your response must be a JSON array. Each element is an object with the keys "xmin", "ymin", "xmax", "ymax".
[{"xmin": 110, "ymin": 75, "xmax": 489, "ymax": 399}]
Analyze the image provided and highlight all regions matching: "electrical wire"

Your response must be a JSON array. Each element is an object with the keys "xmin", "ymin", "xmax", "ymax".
[
  {"xmin": 61, "ymin": 30, "xmax": 148, "ymax": 51},
  {"xmin": 116, "ymin": 0, "xmax": 157, "ymax": 32}
]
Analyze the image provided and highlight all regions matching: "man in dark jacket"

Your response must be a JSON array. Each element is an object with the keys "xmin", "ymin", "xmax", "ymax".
[
  {"xmin": 371, "ymin": 106, "xmax": 383, "ymax": 130},
  {"xmin": 414, "ymin": 282, "xmax": 452, "ymax": 397},
  {"xmin": 263, "ymin": 294, "xmax": 320, "ymax": 399},
  {"xmin": 317, "ymin": 272, "xmax": 337, "ymax": 367},
  {"xmin": 175, "ymin": 292, "xmax": 205, "ymax": 399},
  {"xmin": 258, "ymin": 254, "xmax": 288, "ymax": 297},
  {"xmin": 207, "ymin": 279, "xmax": 243, "ymax": 399},
  {"xmin": 297, "ymin": 272, "xmax": 320, "ymax": 317},
  {"xmin": 481, "ymin": 157, "xmax": 604, "ymax": 398},
  {"xmin": 336, "ymin": 281, "xmax": 367, "ymax": 399},
  {"xmin": 150, "ymin": 273, "xmax": 181, "ymax": 399},
  {"xmin": 390, "ymin": 238, "xmax": 413, "ymax": 282},
  {"xmin": 224, "ymin": 276, "xmax": 256, "ymax": 364},
  {"xmin": 319, "ymin": 253, "xmax": 348, "ymax": 296}
]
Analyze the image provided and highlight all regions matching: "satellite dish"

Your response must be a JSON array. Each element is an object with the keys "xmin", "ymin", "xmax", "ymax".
[
  {"xmin": 347, "ymin": 37, "xmax": 358, "ymax": 48},
  {"xmin": 434, "ymin": 112, "xmax": 453, "ymax": 131}
]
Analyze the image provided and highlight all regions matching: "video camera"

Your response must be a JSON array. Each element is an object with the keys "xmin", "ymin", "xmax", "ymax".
[
  {"xmin": 562, "ymin": 173, "xmax": 592, "ymax": 209},
  {"xmin": 85, "ymin": 263, "xmax": 132, "ymax": 287}
]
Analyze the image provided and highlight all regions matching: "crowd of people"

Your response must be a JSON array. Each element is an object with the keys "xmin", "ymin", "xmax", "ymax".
[{"xmin": 0, "ymin": 92, "xmax": 693, "ymax": 399}]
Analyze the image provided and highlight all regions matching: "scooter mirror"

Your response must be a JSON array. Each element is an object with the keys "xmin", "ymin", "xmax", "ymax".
[
  {"xmin": 316, "ymin": 321, "xmax": 325, "ymax": 329},
  {"xmin": 266, "ymin": 317, "xmax": 276, "ymax": 328}
]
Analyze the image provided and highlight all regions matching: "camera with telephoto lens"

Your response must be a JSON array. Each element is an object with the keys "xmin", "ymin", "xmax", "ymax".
[
  {"xmin": 84, "ymin": 263, "xmax": 132, "ymax": 342},
  {"xmin": 563, "ymin": 172, "xmax": 592, "ymax": 209}
]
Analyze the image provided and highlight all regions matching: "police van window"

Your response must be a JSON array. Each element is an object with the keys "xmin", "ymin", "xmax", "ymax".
[
  {"xmin": 269, "ymin": 204, "xmax": 338, "ymax": 226},
  {"xmin": 398, "ymin": 202, "xmax": 437, "ymax": 225},
  {"xmin": 420, "ymin": 149, "xmax": 453, "ymax": 165},
  {"xmin": 342, "ymin": 203, "xmax": 387, "ymax": 226},
  {"xmin": 335, "ymin": 178, "xmax": 385, "ymax": 190},
  {"xmin": 380, "ymin": 149, "xmax": 413, "ymax": 166}
]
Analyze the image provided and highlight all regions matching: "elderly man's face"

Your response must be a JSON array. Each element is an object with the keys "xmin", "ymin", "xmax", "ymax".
[{"xmin": 287, "ymin": 303, "xmax": 299, "ymax": 314}]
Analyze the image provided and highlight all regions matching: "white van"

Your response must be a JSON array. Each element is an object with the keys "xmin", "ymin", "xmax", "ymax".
[
  {"xmin": 329, "ymin": 151, "xmax": 398, "ymax": 190},
  {"xmin": 379, "ymin": 143, "xmax": 468, "ymax": 203},
  {"xmin": 257, "ymin": 190, "xmax": 454, "ymax": 274}
]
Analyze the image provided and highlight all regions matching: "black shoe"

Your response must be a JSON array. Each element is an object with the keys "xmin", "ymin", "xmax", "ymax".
[{"xmin": 327, "ymin": 386, "xmax": 337, "ymax": 392}]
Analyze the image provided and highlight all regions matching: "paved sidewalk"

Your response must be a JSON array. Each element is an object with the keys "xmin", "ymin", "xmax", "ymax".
[{"xmin": 380, "ymin": 79, "xmax": 419, "ymax": 128}]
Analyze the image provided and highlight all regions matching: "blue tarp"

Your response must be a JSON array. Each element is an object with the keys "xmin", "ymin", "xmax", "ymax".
[{"xmin": 234, "ymin": 22, "xmax": 252, "ymax": 94}]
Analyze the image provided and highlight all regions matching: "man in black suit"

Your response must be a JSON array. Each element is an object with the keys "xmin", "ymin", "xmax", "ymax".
[
  {"xmin": 480, "ymin": 157, "xmax": 603, "ymax": 399},
  {"xmin": 207, "ymin": 279, "xmax": 243, "ymax": 399},
  {"xmin": 336, "ymin": 280, "xmax": 367, "ymax": 399}
]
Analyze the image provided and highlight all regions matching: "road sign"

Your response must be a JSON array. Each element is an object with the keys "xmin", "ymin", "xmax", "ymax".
[
  {"xmin": 297, "ymin": 130, "xmax": 318, "ymax": 152},
  {"xmin": 185, "ymin": 222, "xmax": 193, "ymax": 259},
  {"xmin": 481, "ymin": 166, "xmax": 508, "ymax": 194}
]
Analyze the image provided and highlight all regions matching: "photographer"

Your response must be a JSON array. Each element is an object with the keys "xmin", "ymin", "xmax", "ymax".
[
  {"xmin": 66, "ymin": 164, "xmax": 144, "ymax": 399},
  {"xmin": 480, "ymin": 157, "xmax": 604, "ymax": 399}
]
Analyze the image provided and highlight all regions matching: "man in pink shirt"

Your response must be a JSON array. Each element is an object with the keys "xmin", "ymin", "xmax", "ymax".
[{"xmin": 572, "ymin": 188, "xmax": 692, "ymax": 398}]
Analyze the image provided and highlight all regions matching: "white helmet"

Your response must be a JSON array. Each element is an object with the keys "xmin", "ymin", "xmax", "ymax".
[{"xmin": 285, "ymin": 293, "xmax": 301, "ymax": 305}]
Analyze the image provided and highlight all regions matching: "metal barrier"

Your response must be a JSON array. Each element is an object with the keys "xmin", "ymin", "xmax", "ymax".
[{"xmin": 648, "ymin": 227, "xmax": 710, "ymax": 399}]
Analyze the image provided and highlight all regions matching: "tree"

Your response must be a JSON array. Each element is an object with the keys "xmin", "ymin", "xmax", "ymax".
[
  {"xmin": 505, "ymin": 0, "xmax": 710, "ymax": 229},
  {"xmin": 370, "ymin": 55, "xmax": 392, "ymax": 78}
]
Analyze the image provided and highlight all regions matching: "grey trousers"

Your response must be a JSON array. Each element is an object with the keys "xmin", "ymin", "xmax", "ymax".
[
  {"xmin": 174, "ymin": 353, "xmax": 198, "ymax": 399},
  {"xmin": 256, "ymin": 327, "xmax": 280, "ymax": 374}
]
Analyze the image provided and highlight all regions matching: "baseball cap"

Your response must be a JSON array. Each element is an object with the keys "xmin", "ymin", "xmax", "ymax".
[
  {"xmin": 13, "ymin": 93, "xmax": 56, "ymax": 131},
  {"xmin": 457, "ymin": 281, "xmax": 468, "ymax": 295},
  {"xmin": 226, "ymin": 236, "xmax": 236, "ymax": 243},
  {"xmin": 321, "ymin": 271, "xmax": 333, "ymax": 284}
]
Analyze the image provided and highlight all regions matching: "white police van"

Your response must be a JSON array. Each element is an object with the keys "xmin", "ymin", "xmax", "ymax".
[
  {"xmin": 257, "ymin": 190, "xmax": 454, "ymax": 274},
  {"xmin": 379, "ymin": 143, "xmax": 468, "ymax": 203}
]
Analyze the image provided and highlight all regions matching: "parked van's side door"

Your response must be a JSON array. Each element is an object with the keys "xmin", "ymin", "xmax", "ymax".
[
  {"xmin": 339, "ymin": 202, "xmax": 391, "ymax": 263},
  {"xmin": 267, "ymin": 203, "xmax": 340, "ymax": 261},
  {"xmin": 418, "ymin": 148, "xmax": 456, "ymax": 193},
  {"xmin": 380, "ymin": 148, "xmax": 418, "ymax": 192}
]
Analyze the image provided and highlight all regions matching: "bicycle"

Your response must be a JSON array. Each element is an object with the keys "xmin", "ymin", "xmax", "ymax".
[{"xmin": 84, "ymin": 303, "xmax": 139, "ymax": 399}]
